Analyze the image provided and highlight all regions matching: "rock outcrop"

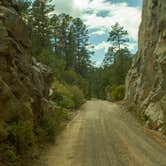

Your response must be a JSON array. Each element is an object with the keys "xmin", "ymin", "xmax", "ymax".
[
  {"xmin": 126, "ymin": 0, "xmax": 166, "ymax": 132},
  {"xmin": 0, "ymin": 0, "xmax": 53, "ymax": 141}
]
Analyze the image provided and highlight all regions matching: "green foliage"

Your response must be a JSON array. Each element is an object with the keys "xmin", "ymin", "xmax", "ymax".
[
  {"xmin": 108, "ymin": 22, "xmax": 129, "ymax": 51},
  {"xmin": 60, "ymin": 70, "xmax": 89, "ymax": 98},
  {"xmin": 0, "ymin": 144, "xmax": 18, "ymax": 163},
  {"xmin": 59, "ymin": 96, "xmax": 75, "ymax": 109},
  {"xmin": 52, "ymin": 79, "xmax": 74, "ymax": 109},
  {"xmin": 62, "ymin": 70, "xmax": 79, "ymax": 85},
  {"xmin": 28, "ymin": 5, "xmax": 92, "ymax": 73},
  {"xmin": 91, "ymin": 23, "xmax": 132, "ymax": 99},
  {"xmin": 52, "ymin": 79, "xmax": 85, "ymax": 109},
  {"xmin": 18, "ymin": 0, "xmax": 93, "ymax": 103},
  {"xmin": 78, "ymin": 78, "xmax": 90, "ymax": 98},
  {"xmin": 0, "ymin": 121, "xmax": 8, "ymax": 141},
  {"xmin": 108, "ymin": 48, "xmax": 132, "ymax": 85},
  {"xmin": 110, "ymin": 85, "xmax": 125, "ymax": 101},
  {"xmin": 50, "ymin": 14, "xmax": 92, "ymax": 71},
  {"xmin": 9, "ymin": 120, "xmax": 35, "ymax": 153},
  {"xmin": 24, "ymin": 0, "xmax": 92, "ymax": 76},
  {"xmin": 35, "ymin": 50, "xmax": 66, "ymax": 79},
  {"xmin": 29, "ymin": 0, "xmax": 53, "ymax": 56},
  {"xmin": 38, "ymin": 108, "xmax": 63, "ymax": 142},
  {"xmin": 88, "ymin": 67, "xmax": 108, "ymax": 99},
  {"xmin": 103, "ymin": 47, "xmax": 115, "ymax": 65},
  {"xmin": 26, "ymin": 2, "xmax": 92, "ymax": 100},
  {"xmin": 4, "ymin": 149, "xmax": 18, "ymax": 163},
  {"xmin": 69, "ymin": 85, "xmax": 85, "ymax": 108}
]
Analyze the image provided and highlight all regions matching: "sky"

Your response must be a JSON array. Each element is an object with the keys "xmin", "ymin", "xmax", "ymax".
[{"xmin": 51, "ymin": 0, "xmax": 143, "ymax": 66}]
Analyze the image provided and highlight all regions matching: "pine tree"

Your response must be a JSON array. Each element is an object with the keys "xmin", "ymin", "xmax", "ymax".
[
  {"xmin": 101, "ymin": 23, "xmax": 132, "ymax": 92},
  {"xmin": 29, "ymin": 0, "xmax": 53, "ymax": 55},
  {"xmin": 108, "ymin": 22, "xmax": 129, "ymax": 51},
  {"xmin": 50, "ymin": 14, "xmax": 92, "ymax": 73},
  {"xmin": 72, "ymin": 18, "xmax": 92, "ymax": 76},
  {"xmin": 103, "ymin": 47, "xmax": 115, "ymax": 66}
]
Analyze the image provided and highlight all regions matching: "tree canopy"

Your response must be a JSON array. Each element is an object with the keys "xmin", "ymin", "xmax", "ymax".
[
  {"xmin": 108, "ymin": 22, "xmax": 129, "ymax": 51},
  {"xmin": 16, "ymin": 1, "xmax": 132, "ymax": 101}
]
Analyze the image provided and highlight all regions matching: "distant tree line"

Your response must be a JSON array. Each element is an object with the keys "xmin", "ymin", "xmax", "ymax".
[{"xmin": 90, "ymin": 23, "xmax": 132, "ymax": 100}]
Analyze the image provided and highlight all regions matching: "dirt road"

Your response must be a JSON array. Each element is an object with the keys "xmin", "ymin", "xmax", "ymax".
[{"xmin": 43, "ymin": 100, "xmax": 166, "ymax": 166}]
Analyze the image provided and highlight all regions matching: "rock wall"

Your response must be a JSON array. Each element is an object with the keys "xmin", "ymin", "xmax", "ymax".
[
  {"xmin": 126, "ymin": 0, "xmax": 166, "ymax": 132},
  {"xmin": 0, "ymin": 0, "xmax": 53, "ymax": 141}
]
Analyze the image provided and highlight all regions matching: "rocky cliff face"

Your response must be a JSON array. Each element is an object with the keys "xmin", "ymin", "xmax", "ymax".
[
  {"xmin": 126, "ymin": 0, "xmax": 166, "ymax": 132},
  {"xmin": 0, "ymin": 0, "xmax": 53, "ymax": 141}
]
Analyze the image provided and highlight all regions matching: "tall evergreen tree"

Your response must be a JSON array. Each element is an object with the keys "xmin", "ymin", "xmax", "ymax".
[
  {"xmin": 72, "ymin": 18, "xmax": 92, "ymax": 76},
  {"xmin": 98, "ymin": 23, "xmax": 132, "ymax": 99},
  {"xmin": 108, "ymin": 22, "xmax": 129, "ymax": 51},
  {"xmin": 51, "ymin": 14, "xmax": 74, "ymax": 69},
  {"xmin": 104, "ymin": 22, "xmax": 130, "ymax": 65},
  {"xmin": 50, "ymin": 14, "xmax": 92, "ymax": 73},
  {"xmin": 103, "ymin": 47, "xmax": 115, "ymax": 66},
  {"xmin": 29, "ymin": 0, "xmax": 53, "ymax": 55}
]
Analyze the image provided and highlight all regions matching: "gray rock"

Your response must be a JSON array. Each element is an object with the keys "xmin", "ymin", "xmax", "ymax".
[{"xmin": 125, "ymin": 0, "xmax": 166, "ymax": 131}]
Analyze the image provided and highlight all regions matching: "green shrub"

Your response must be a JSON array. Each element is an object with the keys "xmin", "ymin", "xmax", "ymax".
[
  {"xmin": 69, "ymin": 85, "xmax": 85, "ymax": 108},
  {"xmin": 77, "ymin": 78, "xmax": 90, "ymax": 98},
  {"xmin": 111, "ymin": 85, "xmax": 125, "ymax": 101},
  {"xmin": 5, "ymin": 149, "xmax": 18, "ymax": 162},
  {"xmin": 59, "ymin": 96, "xmax": 75, "ymax": 109},
  {"xmin": 52, "ymin": 79, "xmax": 85, "ymax": 109},
  {"xmin": 52, "ymin": 79, "xmax": 75, "ymax": 109},
  {"xmin": 35, "ymin": 127, "xmax": 47, "ymax": 142},
  {"xmin": 62, "ymin": 70, "xmax": 79, "ymax": 85},
  {"xmin": 0, "ymin": 143, "xmax": 18, "ymax": 163},
  {"xmin": 38, "ymin": 108, "xmax": 64, "ymax": 142},
  {"xmin": 0, "ymin": 121, "xmax": 8, "ymax": 141},
  {"xmin": 9, "ymin": 120, "xmax": 35, "ymax": 153}
]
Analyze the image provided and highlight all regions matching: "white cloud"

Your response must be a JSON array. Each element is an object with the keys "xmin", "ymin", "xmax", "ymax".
[
  {"xmin": 73, "ymin": 0, "xmax": 90, "ymax": 10},
  {"xmin": 94, "ymin": 41, "xmax": 110, "ymax": 53},
  {"xmin": 82, "ymin": 2, "xmax": 141, "ymax": 42},
  {"xmin": 51, "ymin": 0, "xmax": 142, "ymax": 60},
  {"xmin": 90, "ymin": 30, "xmax": 106, "ymax": 36},
  {"xmin": 51, "ymin": 0, "xmax": 141, "ymax": 42},
  {"xmin": 51, "ymin": 0, "xmax": 81, "ymax": 17}
]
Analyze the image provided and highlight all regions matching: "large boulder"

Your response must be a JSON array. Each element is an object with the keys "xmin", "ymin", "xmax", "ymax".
[{"xmin": 125, "ymin": 0, "xmax": 166, "ymax": 132}]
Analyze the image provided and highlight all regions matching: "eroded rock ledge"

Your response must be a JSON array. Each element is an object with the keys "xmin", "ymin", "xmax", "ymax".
[
  {"xmin": 126, "ymin": 0, "xmax": 166, "ymax": 132},
  {"xmin": 0, "ymin": 0, "xmax": 53, "ymax": 141}
]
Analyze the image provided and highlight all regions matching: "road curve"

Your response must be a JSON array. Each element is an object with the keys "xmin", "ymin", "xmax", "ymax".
[{"xmin": 43, "ymin": 100, "xmax": 166, "ymax": 166}]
